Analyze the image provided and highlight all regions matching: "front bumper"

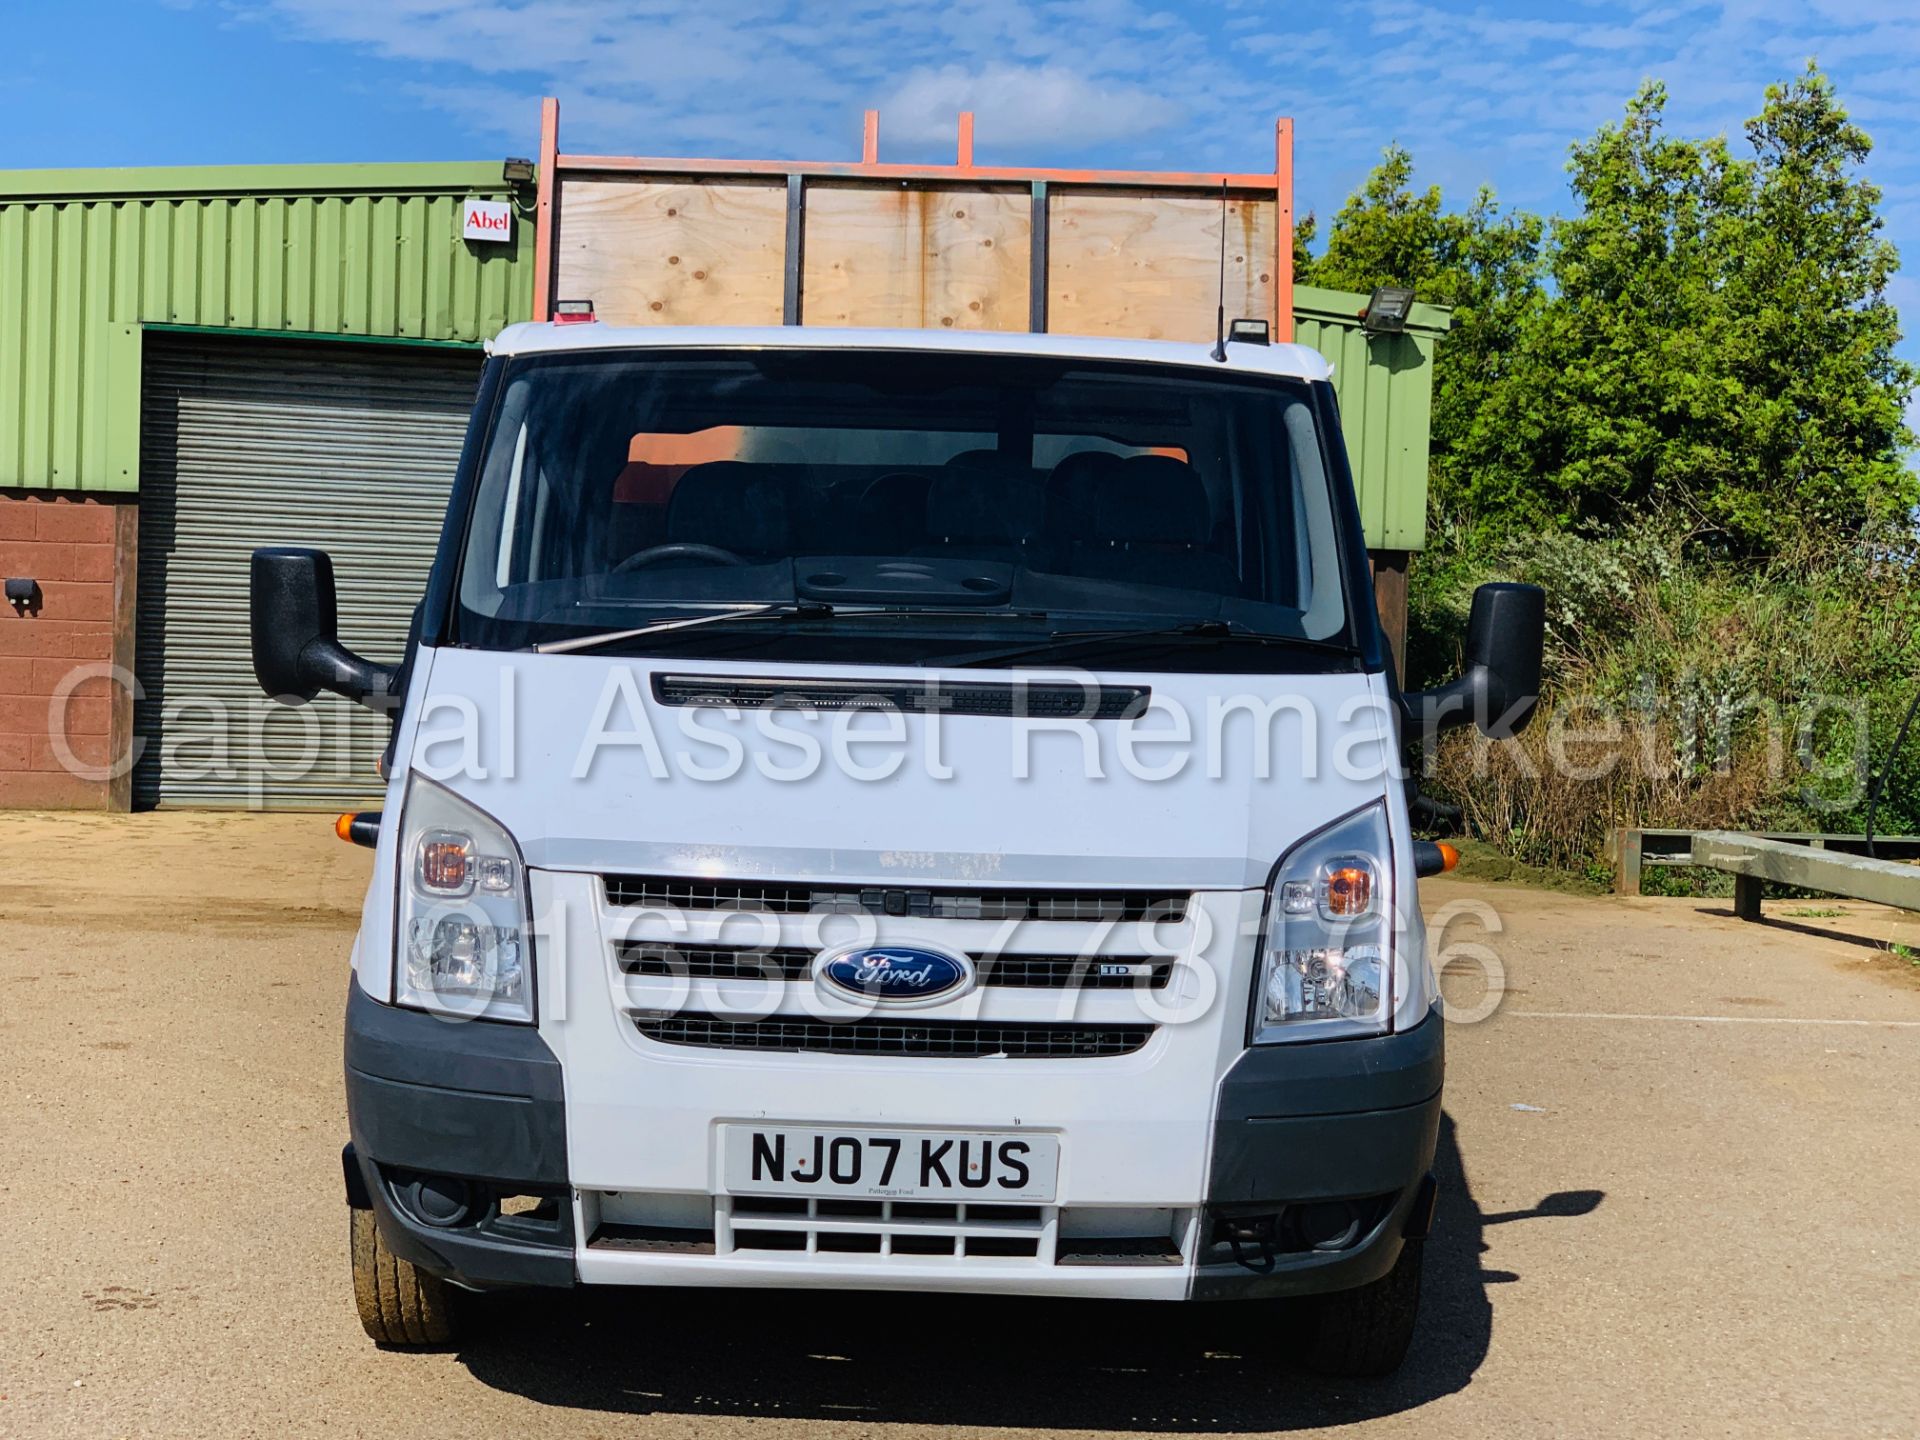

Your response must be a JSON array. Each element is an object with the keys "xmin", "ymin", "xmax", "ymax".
[
  {"xmin": 1194, "ymin": 1014, "xmax": 1443, "ymax": 1299},
  {"xmin": 343, "ymin": 984, "xmax": 1442, "ymax": 1300},
  {"xmin": 344, "ymin": 985, "xmax": 575, "ymax": 1289}
]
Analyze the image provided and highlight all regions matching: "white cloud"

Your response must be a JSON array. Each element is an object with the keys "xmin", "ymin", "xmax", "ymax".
[
  {"xmin": 255, "ymin": 0, "xmax": 1206, "ymax": 158},
  {"xmin": 880, "ymin": 63, "xmax": 1181, "ymax": 152},
  {"xmin": 229, "ymin": 2, "xmax": 1917, "ymax": 206}
]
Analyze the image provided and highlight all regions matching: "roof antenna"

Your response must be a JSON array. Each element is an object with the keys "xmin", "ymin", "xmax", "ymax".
[{"xmin": 1209, "ymin": 179, "xmax": 1230, "ymax": 363}]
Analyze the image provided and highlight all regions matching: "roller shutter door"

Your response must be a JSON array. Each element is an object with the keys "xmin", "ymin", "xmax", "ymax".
[{"xmin": 134, "ymin": 336, "xmax": 480, "ymax": 808}]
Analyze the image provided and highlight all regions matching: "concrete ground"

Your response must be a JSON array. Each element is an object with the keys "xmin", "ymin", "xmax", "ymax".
[{"xmin": 3, "ymin": 811, "xmax": 1918, "ymax": 1439}]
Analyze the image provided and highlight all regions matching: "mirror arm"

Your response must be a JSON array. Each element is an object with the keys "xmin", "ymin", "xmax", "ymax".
[
  {"xmin": 299, "ymin": 637, "xmax": 397, "ymax": 711},
  {"xmin": 1400, "ymin": 671, "xmax": 1483, "ymax": 740}
]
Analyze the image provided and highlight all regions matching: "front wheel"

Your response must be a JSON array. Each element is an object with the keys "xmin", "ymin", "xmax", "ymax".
[
  {"xmin": 350, "ymin": 1208, "xmax": 458, "ymax": 1346},
  {"xmin": 1296, "ymin": 1237, "xmax": 1423, "ymax": 1377}
]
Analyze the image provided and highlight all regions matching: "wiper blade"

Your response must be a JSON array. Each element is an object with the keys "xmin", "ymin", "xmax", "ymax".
[
  {"xmin": 537, "ymin": 602, "xmax": 1065, "ymax": 656},
  {"xmin": 943, "ymin": 619, "xmax": 1356, "ymax": 669},
  {"xmin": 533, "ymin": 602, "xmax": 1047, "ymax": 655},
  {"xmin": 533, "ymin": 602, "xmax": 833, "ymax": 655}
]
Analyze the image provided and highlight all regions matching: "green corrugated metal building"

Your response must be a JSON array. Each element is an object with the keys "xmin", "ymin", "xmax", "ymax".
[
  {"xmin": 0, "ymin": 159, "xmax": 1444, "ymax": 811},
  {"xmin": 1294, "ymin": 284, "xmax": 1449, "ymax": 554},
  {"xmin": 0, "ymin": 163, "xmax": 531, "ymax": 495},
  {"xmin": 0, "ymin": 161, "xmax": 531, "ymax": 811}
]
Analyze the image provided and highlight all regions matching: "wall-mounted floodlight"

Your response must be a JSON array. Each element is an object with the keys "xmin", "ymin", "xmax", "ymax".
[
  {"xmin": 1361, "ymin": 285, "xmax": 1416, "ymax": 335},
  {"xmin": 502, "ymin": 157, "xmax": 536, "ymax": 184}
]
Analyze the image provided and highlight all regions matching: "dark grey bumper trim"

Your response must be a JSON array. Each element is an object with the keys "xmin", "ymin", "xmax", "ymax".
[
  {"xmin": 344, "ymin": 982, "xmax": 564, "ymax": 1102},
  {"xmin": 1192, "ymin": 1009, "xmax": 1444, "ymax": 1299},
  {"xmin": 345, "ymin": 983, "xmax": 569, "ymax": 1188},
  {"xmin": 343, "ymin": 984, "xmax": 575, "ymax": 1290}
]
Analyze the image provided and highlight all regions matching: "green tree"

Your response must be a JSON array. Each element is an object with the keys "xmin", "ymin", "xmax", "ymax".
[
  {"xmin": 1300, "ymin": 147, "xmax": 1544, "ymax": 524},
  {"xmin": 1460, "ymin": 70, "xmax": 1915, "ymax": 552},
  {"xmin": 1719, "ymin": 65, "xmax": 1915, "ymax": 546}
]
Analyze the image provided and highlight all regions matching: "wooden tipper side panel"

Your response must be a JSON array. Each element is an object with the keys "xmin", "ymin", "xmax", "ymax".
[
  {"xmin": 1047, "ymin": 190, "xmax": 1278, "ymax": 342},
  {"xmin": 801, "ymin": 184, "xmax": 1030, "ymax": 331},
  {"xmin": 556, "ymin": 178, "xmax": 788, "ymax": 326},
  {"xmin": 531, "ymin": 99, "xmax": 1294, "ymax": 340},
  {"xmin": 549, "ymin": 173, "xmax": 1276, "ymax": 339}
]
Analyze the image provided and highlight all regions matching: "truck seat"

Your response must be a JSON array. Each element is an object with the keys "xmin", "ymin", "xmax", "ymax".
[
  {"xmin": 666, "ymin": 461, "xmax": 791, "ymax": 559},
  {"xmin": 1040, "ymin": 450, "xmax": 1123, "ymax": 564},
  {"xmin": 918, "ymin": 466, "xmax": 1043, "ymax": 563},
  {"xmin": 1070, "ymin": 455, "xmax": 1240, "ymax": 595},
  {"xmin": 849, "ymin": 471, "xmax": 933, "ymax": 554}
]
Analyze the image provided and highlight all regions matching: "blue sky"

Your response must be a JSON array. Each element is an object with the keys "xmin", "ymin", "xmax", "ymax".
[{"xmin": 8, "ymin": 0, "xmax": 1920, "ymax": 382}]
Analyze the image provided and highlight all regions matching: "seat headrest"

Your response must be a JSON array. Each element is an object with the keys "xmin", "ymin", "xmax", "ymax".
[
  {"xmin": 1048, "ymin": 449, "xmax": 1123, "ymax": 503},
  {"xmin": 1091, "ymin": 455, "xmax": 1212, "ymax": 545},
  {"xmin": 1043, "ymin": 450, "xmax": 1122, "ymax": 543},
  {"xmin": 667, "ymin": 461, "xmax": 789, "ymax": 554}
]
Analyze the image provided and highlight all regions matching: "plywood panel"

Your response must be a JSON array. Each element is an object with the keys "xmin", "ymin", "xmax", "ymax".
[
  {"xmin": 557, "ymin": 177, "xmax": 787, "ymax": 326},
  {"xmin": 802, "ymin": 185, "xmax": 1029, "ymax": 331},
  {"xmin": 1047, "ymin": 189, "xmax": 1276, "ymax": 342}
]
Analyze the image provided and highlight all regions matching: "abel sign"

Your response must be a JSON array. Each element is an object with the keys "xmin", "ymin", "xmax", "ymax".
[{"xmin": 462, "ymin": 199, "xmax": 513, "ymax": 243}]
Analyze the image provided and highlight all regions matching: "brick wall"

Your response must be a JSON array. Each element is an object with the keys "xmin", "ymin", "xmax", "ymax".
[{"xmin": 0, "ymin": 491, "xmax": 137, "ymax": 809}]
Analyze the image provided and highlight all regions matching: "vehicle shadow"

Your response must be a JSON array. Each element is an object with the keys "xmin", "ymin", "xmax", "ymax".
[{"xmin": 457, "ymin": 1114, "xmax": 1601, "ymax": 1431}]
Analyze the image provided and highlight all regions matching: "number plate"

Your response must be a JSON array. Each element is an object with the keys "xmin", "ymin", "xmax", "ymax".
[{"xmin": 721, "ymin": 1126, "xmax": 1059, "ymax": 1203}]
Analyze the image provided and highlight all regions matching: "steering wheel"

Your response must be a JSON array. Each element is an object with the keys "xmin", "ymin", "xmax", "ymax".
[{"xmin": 612, "ymin": 542, "xmax": 750, "ymax": 574}]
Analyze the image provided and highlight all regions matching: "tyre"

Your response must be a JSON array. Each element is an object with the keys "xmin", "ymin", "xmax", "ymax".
[
  {"xmin": 350, "ymin": 1208, "xmax": 458, "ymax": 1346},
  {"xmin": 1296, "ymin": 1237, "xmax": 1423, "ymax": 1377}
]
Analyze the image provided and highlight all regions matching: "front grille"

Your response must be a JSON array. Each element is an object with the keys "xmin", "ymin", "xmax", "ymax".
[
  {"xmin": 617, "ymin": 944, "xmax": 1172, "ymax": 990},
  {"xmin": 633, "ymin": 1012, "xmax": 1154, "ymax": 1058},
  {"xmin": 589, "ymin": 1196, "xmax": 1192, "ymax": 1267},
  {"xmin": 620, "ymin": 945, "xmax": 818, "ymax": 980},
  {"xmin": 604, "ymin": 876, "xmax": 1188, "ymax": 923},
  {"xmin": 721, "ymin": 1196, "xmax": 1048, "ymax": 1260}
]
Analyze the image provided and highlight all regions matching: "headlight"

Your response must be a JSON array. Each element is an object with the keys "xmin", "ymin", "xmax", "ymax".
[
  {"xmin": 394, "ymin": 774, "xmax": 533, "ymax": 1024},
  {"xmin": 1254, "ymin": 801, "xmax": 1393, "ymax": 1043}
]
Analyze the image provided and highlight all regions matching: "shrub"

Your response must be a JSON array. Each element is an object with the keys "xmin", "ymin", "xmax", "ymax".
[{"xmin": 1409, "ymin": 527, "xmax": 1920, "ymax": 875}]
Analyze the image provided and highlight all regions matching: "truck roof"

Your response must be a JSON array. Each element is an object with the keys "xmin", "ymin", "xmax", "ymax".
[{"xmin": 485, "ymin": 322, "xmax": 1335, "ymax": 383}]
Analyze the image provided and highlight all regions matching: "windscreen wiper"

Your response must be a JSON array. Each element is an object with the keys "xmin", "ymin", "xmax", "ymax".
[
  {"xmin": 941, "ymin": 618, "xmax": 1359, "ymax": 669},
  {"xmin": 533, "ymin": 602, "xmax": 1050, "ymax": 656},
  {"xmin": 533, "ymin": 602, "xmax": 834, "ymax": 655}
]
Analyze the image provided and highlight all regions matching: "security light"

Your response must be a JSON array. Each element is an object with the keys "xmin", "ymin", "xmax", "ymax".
[
  {"xmin": 502, "ymin": 157, "xmax": 536, "ymax": 184},
  {"xmin": 1361, "ymin": 285, "xmax": 1415, "ymax": 335},
  {"xmin": 1227, "ymin": 318, "xmax": 1271, "ymax": 346}
]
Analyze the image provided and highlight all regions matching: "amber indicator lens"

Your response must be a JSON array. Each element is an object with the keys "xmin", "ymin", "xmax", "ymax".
[
  {"xmin": 420, "ymin": 834, "xmax": 472, "ymax": 893},
  {"xmin": 1320, "ymin": 861, "xmax": 1374, "ymax": 917}
]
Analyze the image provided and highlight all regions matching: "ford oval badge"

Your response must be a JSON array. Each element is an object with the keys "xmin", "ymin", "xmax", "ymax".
[{"xmin": 815, "ymin": 943, "xmax": 973, "ymax": 1007}]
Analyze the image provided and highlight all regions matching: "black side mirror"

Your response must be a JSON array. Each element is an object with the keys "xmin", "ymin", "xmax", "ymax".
[
  {"xmin": 1404, "ymin": 582, "xmax": 1544, "ymax": 741},
  {"xmin": 250, "ymin": 547, "xmax": 396, "ymax": 711}
]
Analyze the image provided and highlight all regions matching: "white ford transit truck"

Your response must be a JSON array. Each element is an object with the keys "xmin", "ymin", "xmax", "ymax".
[{"xmin": 250, "ymin": 319, "xmax": 1542, "ymax": 1375}]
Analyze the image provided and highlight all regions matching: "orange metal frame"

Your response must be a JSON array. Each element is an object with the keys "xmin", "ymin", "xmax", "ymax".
[{"xmin": 531, "ymin": 98, "xmax": 1296, "ymax": 341}]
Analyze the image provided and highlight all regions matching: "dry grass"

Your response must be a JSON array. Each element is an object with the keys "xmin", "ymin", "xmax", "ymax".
[
  {"xmin": 1429, "ymin": 707, "xmax": 1782, "ymax": 873},
  {"xmin": 1407, "ymin": 527, "xmax": 1920, "ymax": 875}
]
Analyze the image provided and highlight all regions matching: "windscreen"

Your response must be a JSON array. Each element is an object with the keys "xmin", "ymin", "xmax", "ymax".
[{"xmin": 453, "ymin": 348, "xmax": 1357, "ymax": 663}]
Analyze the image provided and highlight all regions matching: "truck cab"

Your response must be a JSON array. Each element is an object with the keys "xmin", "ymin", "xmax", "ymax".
[{"xmin": 251, "ymin": 321, "xmax": 1541, "ymax": 1374}]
